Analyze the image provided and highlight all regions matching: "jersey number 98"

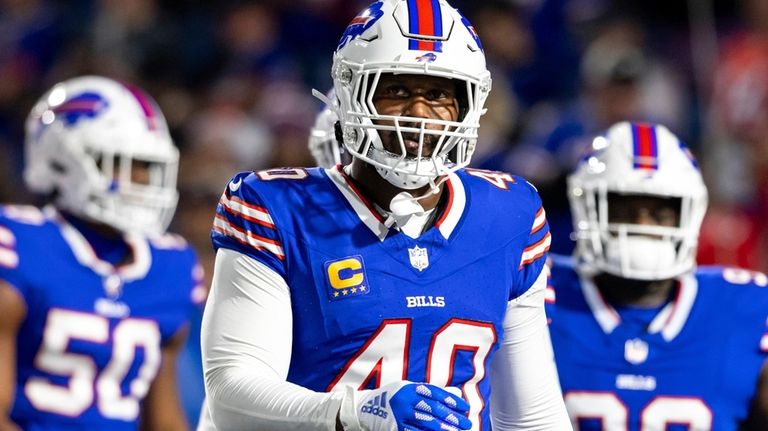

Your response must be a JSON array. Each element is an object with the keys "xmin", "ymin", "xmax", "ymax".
[{"xmin": 565, "ymin": 391, "xmax": 712, "ymax": 430}]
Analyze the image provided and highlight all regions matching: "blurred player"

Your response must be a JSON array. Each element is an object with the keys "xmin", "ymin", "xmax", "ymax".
[
  {"xmin": 200, "ymin": 0, "xmax": 571, "ymax": 430},
  {"xmin": 548, "ymin": 121, "xmax": 768, "ymax": 430},
  {"xmin": 0, "ymin": 76, "xmax": 203, "ymax": 431},
  {"xmin": 308, "ymin": 89, "xmax": 346, "ymax": 169}
]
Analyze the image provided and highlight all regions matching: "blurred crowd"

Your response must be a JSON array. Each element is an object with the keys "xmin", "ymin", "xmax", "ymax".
[{"xmin": 2, "ymin": 0, "xmax": 768, "ymax": 424}]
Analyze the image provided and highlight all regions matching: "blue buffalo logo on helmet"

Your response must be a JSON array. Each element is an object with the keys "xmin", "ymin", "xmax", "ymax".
[
  {"xmin": 416, "ymin": 52, "xmax": 437, "ymax": 63},
  {"xmin": 460, "ymin": 13, "xmax": 484, "ymax": 52},
  {"xmin": 52, "ymin": 92, "xmax": 110, "ymax": 127},
  {"xmin": 337, "ymin": 1, "xmax": 385, "ymax": 51}
]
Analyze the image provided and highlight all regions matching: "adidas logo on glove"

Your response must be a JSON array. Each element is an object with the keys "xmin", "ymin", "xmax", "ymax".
[
  {"xmin": 360, "ymin": 392, "xmax": 389, "ymax": 419},
  {"xmin": 341, "ymin": 381, "xmax": 472, "ymax": 431}
]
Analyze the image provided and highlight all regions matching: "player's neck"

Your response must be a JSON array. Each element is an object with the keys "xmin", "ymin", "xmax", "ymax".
[
  {"xmin": 61, "ymin": 211, "xmax": 132, "ymax": 266},
  {"xmin": 345, "ymin": 160, "xmax": 444, "ymax": 212},
  {"xmin": 594, "ymin": 273, "xmax": 677, "ymax": 308}
]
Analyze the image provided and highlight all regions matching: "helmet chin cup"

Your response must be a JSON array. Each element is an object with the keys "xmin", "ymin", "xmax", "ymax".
[
  {"xmin": 375, "ymin": 166, "xmax": 432, "ymax": 190},
  {"xmin": 603, "ymin": 235, "xmax": 679, "ymax": 280},
  {"xmin": 370, "ymin": 147, "xmax": 445, "ymax": 190}
]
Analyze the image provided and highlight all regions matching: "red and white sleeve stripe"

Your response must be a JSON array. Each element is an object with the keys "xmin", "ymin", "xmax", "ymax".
[
  {"xmin": 520, "ymin": 232, "xmax": 551, "ymax": 269},
  {"xmin": 213, "ymin": 215, "xmax": 285, "ymax": 261},
  {"xmin": 0, "ymin": 225, "xmax": 18, "ymax": 269},
  {"xmin": 219, "ymin": 195, "xmax": 276, "ymax": 229}
]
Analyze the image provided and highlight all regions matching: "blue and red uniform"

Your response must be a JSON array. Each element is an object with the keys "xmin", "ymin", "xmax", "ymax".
[
  {"xmin": 549, "ymin": 254, "xmax": 768, "ymax": 430},
  {"xmin": 0, "ymin": 205, "xmax": 203, "ymax": 431},
  {"xmin": 210, "ymin": 166, "xmax": 550, "ymax": 430}
]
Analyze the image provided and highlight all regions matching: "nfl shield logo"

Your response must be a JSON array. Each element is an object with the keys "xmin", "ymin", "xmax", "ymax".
[
  {"xmin": 624, "ymin": 338, "xmax": 649, "ymax": 365},
  {"xmin": 408, "ymin": 246, "xmax": 429, "ymax": 271}
]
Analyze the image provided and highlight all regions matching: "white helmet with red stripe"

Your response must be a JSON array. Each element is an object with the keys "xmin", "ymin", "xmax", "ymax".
[
  {"xmin": 330, "ymin": 0, "xmax": 491, "ymax": 189},
  {"xmin": 24, "ymin": 75, "xmax": 179, "ymax": 235},
  {"xmin": 567, "ymin": 121, "xmax": 708, "ymax": 280}
]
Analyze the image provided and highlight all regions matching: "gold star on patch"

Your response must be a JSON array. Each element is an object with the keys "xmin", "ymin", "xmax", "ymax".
[
  {"xmin": 360, "ymin": 285, "xmax": 367, "ymax": 292},
  {"xmin": 351, "ymin": 287, "xmax": 357, "ymax": 293},
  {"xmin": 342, "ymin": 290, "xmax": 348, "ymax": 295},
  {"xmin": 333, "ymin": 291, "xmax": 339, "ymax": 297}
]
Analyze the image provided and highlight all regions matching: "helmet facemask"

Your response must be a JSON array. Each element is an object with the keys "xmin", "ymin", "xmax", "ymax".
[
  {"xmin": 570, "ymin": 185, "xmax": 704, "ymax": 280},
  {"xmin": 336, "ymin": 68, "xmax": 485, "ymax": 190},
  {"xmin": 78, "ymin": 142, "xmax": 179, "ymax": 235}
]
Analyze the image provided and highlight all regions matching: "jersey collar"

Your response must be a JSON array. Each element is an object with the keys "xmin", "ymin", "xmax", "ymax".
[
  {"xmin": 580, "ymin": 272, "xmax": 698, "ymax": 341},
  {"xmin": 326, "ymin": 166, "xmax": 467, "ymax": 241},
  {"xmin": 47, "ymin": 206, "xmax": 152, "ymax": 281}
]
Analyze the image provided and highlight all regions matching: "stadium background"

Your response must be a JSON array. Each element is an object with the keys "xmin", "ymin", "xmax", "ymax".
[{"xmin": 1, "ymin": 0, "xmax": 766, "ymax": 426}]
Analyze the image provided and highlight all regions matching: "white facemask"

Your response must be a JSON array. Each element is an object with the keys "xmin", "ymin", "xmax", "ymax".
[{"xmin": 604, "ymin": 236, "xmax": 677, "ymax": 280}]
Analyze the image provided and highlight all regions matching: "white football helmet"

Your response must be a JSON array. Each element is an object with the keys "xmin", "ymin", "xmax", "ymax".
[
  {"xmin": 24, "ymin": 75, "xmax": 179, "ymax": 235},
  {"xmin": 330, "ymin": 0, "xmax": 491, "ymax": 189},
  {"xmin": 568, "ymin": 122, "xmax": 708, "ymax": 280},
  {"xmin": 308, "ymin": 90, "xmax": 344, "ymax": 169}
]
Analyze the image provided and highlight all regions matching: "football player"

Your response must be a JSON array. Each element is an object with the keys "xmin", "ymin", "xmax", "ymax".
[
  {"xmin": 548, "ymin": 121, "xmax": 768, "ymax": 430},
  {"xmin": 200, "ymin": 1, "xmax": 571, "ymax": 430},
  {"xmin": 0, "ymin": 76, "xmax": 204, "ymax": 431}
]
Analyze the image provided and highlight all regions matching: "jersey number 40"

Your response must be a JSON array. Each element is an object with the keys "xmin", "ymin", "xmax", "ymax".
[{"xmin": 327, "ymin": 318, "xmax": 496, "ymax": 431}]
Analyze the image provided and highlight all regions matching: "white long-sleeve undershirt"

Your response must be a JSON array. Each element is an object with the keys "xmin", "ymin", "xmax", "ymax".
[
  {"xmin": 201, "ymin": 249, "xmax": 343, "ymax": 430},
  {"xmin": 201, "ymin": 248, "xmax": 571, "ymax": 430},
  {"xmin": 489, "ymin": 273, "xmax": 572, "ymax": 429}
]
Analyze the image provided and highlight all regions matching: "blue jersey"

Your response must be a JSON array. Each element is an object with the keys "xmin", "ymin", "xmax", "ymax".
[
  {"xmin": 548, "ymin": 255, "xmax": 768, "ymax": 431},
  {"xmin": 0, "ymin": 205, "xmax": 204, "ymax": 431},
  {"xmin": 211, "ymin": 166, "xmax": 551, "ymax": 430}
]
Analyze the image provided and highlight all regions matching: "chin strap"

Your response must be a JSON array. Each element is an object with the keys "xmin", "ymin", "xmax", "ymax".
[{"xmin": 312, "ymin": 88, "xmax": 336, "ymax": 110}]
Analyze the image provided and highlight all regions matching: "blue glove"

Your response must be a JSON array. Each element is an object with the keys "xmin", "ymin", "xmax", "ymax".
[{"xmin": 339, "ymin": 381, "xmax": 472, "ymax": 431}]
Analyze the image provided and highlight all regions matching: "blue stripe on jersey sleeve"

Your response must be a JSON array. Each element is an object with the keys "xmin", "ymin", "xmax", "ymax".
[{"xmin": 210, "ymin": 173, "xmax": 287, "ymax": 278}]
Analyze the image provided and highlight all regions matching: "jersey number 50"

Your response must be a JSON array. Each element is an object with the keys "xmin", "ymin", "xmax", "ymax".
[
  {"xmin": 327, "ymin": 318, "xmax": 496, "ymax": 430},
  {"xmin": 24, "ymin": 308, "xmax": 161, "ymax": 420}
]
